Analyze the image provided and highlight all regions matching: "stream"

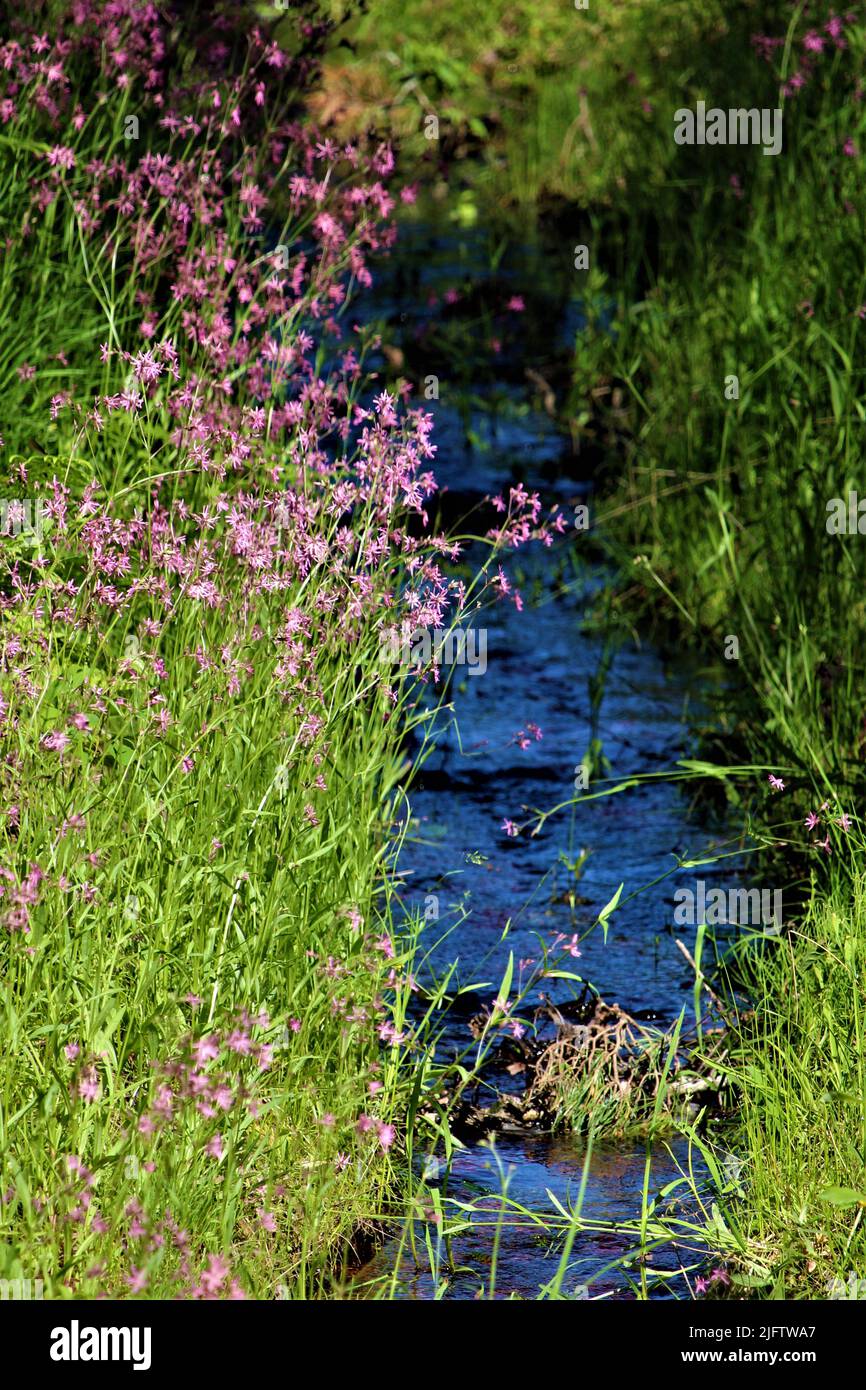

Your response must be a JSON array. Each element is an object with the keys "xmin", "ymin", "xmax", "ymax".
[{"xmin": 358, "ymin": 219, "xmax": 734, "ymax": 1299}]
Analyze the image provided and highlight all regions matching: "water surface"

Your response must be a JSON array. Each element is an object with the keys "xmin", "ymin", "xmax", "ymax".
[{"xmin": 359, "ymin": 221, "xmax": 728, "ymax": 1298}]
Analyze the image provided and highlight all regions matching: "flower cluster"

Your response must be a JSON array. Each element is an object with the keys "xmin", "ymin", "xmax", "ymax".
[
  {"xmin": 751, "ymin": 11, "xmax": 857, "ymax": 105},
  {"xmin": 767, "ymin": 777, "xmax": 855, "ymax": 857}
]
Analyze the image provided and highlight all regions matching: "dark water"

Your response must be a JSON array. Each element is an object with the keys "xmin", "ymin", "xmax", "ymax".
[
  {"xmin": 357, "ymin": 220, "xmax": 732, "ymax": 1299},
  {"xmin": 364, "ymin": 1136, "xmax": 698, "ymax": 1301},
  {"xmin": 398, "ymin": 547, "xmax": 717, "ymax": 1019}
]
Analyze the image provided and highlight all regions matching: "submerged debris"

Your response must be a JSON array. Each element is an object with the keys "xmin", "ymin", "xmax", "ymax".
[{"xmin": 447, "ymin": 994, "xmax": 731, "ymax": 1141}]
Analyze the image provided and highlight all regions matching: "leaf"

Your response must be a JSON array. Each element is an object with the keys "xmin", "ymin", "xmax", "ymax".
[
  {"xmin": 545, "ymin": 1188, "xmax": 573, "ymax": 1221},
  {"xmin": 597, "ymin": 882, "xmax": 623, "ymax": 924},
  {"xmin": 731, "ymin": 1271, "xmax": 772, "ymax": 1288},
  {"xmin": 819, "ymin": 1187, "xmax": 866, "ymax": 1207},
  {"xmin": 676, "ymin": 759, "xmax": 737, "ymax": 778},
  {"xmin": 594, "ymin": 878, "xmax": 622, "ymax": 945},
  {"xmin": 499, "ymin": 951, "xmax": 514, "ymax": 1004}
]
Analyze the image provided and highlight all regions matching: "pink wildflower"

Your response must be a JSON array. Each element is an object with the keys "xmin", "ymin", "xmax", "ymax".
[
  {"xmin": 377, "ymin": 1122, "xmax": 396, "ymax": 1151},
  {"xmin": 45, "ymin": 145, "xmax": 75, "ymax": 170}
]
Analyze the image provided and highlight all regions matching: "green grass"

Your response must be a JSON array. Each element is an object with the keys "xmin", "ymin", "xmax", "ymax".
[
  {"xmin": 559, "ymin": 4, "xmax": 866, "ymax": 1296},
  {"xmin": 0, "ymin": 0, "xmax": 489, "ymax": 1300},
  {"xmin": 0, "ymin": 412, "xmax": 430, "ymax": 1297},
  {"xmin": 314, "ymin": 0, "xmax": 766, "ymax": 215},
  {"xmin": 720, "ymin": 884, "xmax": 866, "ymax": 1295}
]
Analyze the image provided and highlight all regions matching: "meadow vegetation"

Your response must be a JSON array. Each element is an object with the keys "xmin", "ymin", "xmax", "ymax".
[
  {"xmin": 0, "ymin": 0, "xmax": 547, "ymax": 1298},
  {"xmin": 3, "ymin": 0, "xmax": 866, "ymax": 1300}
]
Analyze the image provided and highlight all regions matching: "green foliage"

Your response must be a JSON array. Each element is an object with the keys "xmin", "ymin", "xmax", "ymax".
[{"xmin": 567, "ymin": 4, "xmax": 866, "ymax": 1295}]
